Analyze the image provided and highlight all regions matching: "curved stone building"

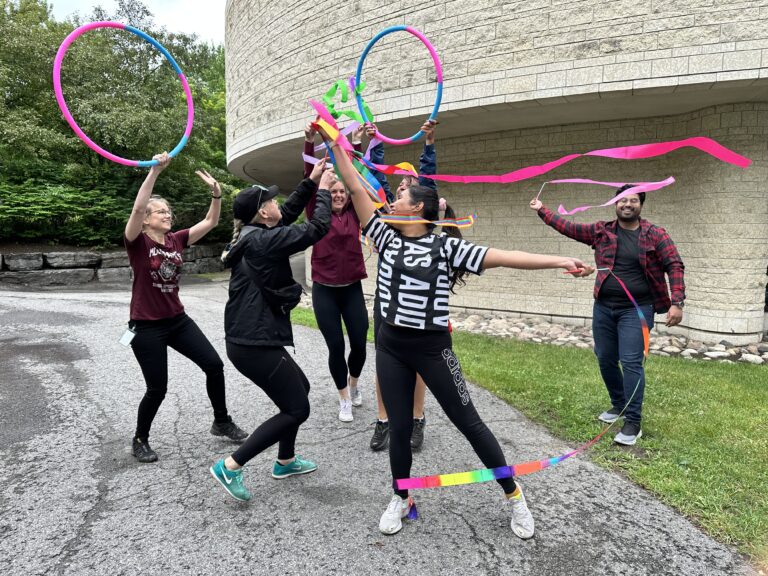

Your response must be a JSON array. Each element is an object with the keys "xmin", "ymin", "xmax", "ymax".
[{"xmin": 225, "ymin": 0, "xmax": 768, "ymax": 344}]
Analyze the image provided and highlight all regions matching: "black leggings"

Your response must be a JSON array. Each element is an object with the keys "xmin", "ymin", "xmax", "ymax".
[
  {"xmin": 131, "ymin": 313, "xmax": 228, "ymax": 439},
  {"xmin": 377, "ymin": 323, "xmax": 517, "ymax": 498},
  {"xmin": 312, "ymin": 281, "xmax": 369, "ymax": 390},
  {"xmin": 227, "ymin": 342, "xmax": 311, "ymax": 465}
]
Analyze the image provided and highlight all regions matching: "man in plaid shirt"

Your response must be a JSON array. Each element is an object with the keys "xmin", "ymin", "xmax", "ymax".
[{"xmin": 530, "ymin": 186, "xmax": 685, "ymax": 445}]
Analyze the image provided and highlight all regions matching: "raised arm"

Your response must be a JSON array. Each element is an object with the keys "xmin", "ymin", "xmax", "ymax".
[
  {"xmin": 282, "ymin": 157, "xmax": 328, "ymax": 224},
  {"xmin": 418, "ymin": 120, "xmax": 437, "ymax": 191},
  {"xmin": 483, "ymin": 248, "xmax": 594, "ymax": 276},
  {"xmin": 365, "ymin": 124, "xmax": 393, "ymax": 204},
  {"xmin": 263, "ymin": 171, "xmax": 335, "ymax": 258},
  {"xmin": 188, "ymin": 169, "xmax": 223, "ymax": 245},
  {"xmin": 529, "ymin": 197, "xmax": 599, "ymax": 247},
  {"xmin": 317, "ymin": 124, "xmax": 376, "ymax": 225},
  {"xmin": 124, "ymin": 152, "xmax": 170, "ymax": 242}
]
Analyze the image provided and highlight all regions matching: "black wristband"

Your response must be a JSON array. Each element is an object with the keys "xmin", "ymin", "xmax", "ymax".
[{"xmin": 211, "ymin": 195, "xmax": 222, "ymax": 199}]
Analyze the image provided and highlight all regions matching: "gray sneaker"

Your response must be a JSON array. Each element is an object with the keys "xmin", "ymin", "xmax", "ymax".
[
  {"xmin": 614, "ymin": 421, "xmax": 642, "ymax": 445},
  {"xmin": 508, "ymin": 483, "xmax": 535, "ymax": 539},
  {"xmin": 350, "ymin": 385, "xmax": 363, "ymax": 407},
  {"xmin": 598, "ymin": 407, "xmax": 623, "ymax": 424}
]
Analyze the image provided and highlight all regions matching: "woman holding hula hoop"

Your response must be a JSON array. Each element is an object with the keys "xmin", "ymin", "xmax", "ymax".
[
  {"xmin": 209, "ymin": 159, "xmax": 335, "ymax": 502},
  {"xmin": 303, "ymin": 123, "xmax": 370, "ymax": 423},
  {"xmin": 317, "ymin": 122, "xmax": 594, "ymax": 538},
  {"xmin": 125, "ymin": 152, "xmax": 248, "ymax": 463}
]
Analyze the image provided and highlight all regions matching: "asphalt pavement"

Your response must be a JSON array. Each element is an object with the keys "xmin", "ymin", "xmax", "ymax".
[{"xmin": 0, "ymin": 281, "xmax": 757, "ymax": 576}]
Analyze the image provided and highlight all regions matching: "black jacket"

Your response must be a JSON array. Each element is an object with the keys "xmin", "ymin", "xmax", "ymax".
[{"xmin": 224, "ymin": 179, "xmax": 331, "ymax": 347}]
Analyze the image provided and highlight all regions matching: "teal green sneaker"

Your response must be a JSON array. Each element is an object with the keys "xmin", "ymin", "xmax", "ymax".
[
  {"xmin": 272, "ymin": 455, "xmax": 317, "ymax": 479},
  {"xmin": 209, "ymin": 459, "xmax": 251, "ymax": 502}
]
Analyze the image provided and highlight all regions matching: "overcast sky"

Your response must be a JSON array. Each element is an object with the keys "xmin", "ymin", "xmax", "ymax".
[{"xmin": 48, "ymin": 0, "xmax": 226, "ymax": 45}]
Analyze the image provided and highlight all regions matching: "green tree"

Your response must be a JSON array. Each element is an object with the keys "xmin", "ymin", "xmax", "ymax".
[{"xmin": 0, "ymin": 0, "xmax": 243, "ymax": 246}]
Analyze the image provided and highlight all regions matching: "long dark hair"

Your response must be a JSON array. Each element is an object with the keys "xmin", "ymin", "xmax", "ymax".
[{"xmin": 407, "ymin": 184, "xmax": 467, "ymax": 292}]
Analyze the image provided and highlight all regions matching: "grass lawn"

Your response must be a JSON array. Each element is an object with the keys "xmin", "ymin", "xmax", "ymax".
[{"xmin": 291, "ymin": 306, "xmax": 767, "ymax": 564}]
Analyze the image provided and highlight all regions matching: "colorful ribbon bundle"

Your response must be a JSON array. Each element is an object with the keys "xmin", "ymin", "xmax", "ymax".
[{"xmin": 395, "ymin": 268, "xmax": 649, "ymax": 491}]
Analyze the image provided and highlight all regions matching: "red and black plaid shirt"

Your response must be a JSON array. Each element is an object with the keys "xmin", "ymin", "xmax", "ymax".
[{"xmin": 538, "ymin": 207, "xmax": 685, "ymax": 313}]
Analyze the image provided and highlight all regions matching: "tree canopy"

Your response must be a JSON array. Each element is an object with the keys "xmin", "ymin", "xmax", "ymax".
[{"xmin": 0, "ymin": 0, "xmax": 243, "ymax": 246}]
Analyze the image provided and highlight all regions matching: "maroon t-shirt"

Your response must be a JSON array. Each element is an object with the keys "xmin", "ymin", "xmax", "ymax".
[{"xmin": 125, "ymin": 229, "xmax": 190, "ymax": 321}]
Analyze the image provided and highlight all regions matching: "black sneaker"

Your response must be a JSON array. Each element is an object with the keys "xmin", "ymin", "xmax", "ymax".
[
  {"xmin": 210, "ymin": 417, "xmax": 248, "ymax": 442},
  {"xmin": 614, "ymin": 421, "xmax": 642, "ymax": 446},
  {"xmin": 370, "ymin": 420, "xmax": 389, "ymax": 451},
  {"xmin": 410, "ymin": 416, "xmax": 426, "ymax": 450},
  {"xmin": 132, "ymin": 437, "xmax": 158, "ymax": 463}
]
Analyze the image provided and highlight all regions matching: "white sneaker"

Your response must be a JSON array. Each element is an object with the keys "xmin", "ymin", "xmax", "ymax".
[
  {"xmin": 508, "ymin": 484, "xmax": 535, "ymax": 539},
  {"xmin": 338, "ymin": 398, "xmax": 353, "ymax": 422},
  {"xmin": 350, "ymin": 385, "xmax": 362, "ymax": 407},
  {"xmin": 379, "ymin": 494, "xmax": 413, "ymax": 535}
]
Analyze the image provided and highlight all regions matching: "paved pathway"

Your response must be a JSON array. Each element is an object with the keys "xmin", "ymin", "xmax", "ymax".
[{"xmin": 0, "ymin": 282, "xmax": 756, "ymax": 576}]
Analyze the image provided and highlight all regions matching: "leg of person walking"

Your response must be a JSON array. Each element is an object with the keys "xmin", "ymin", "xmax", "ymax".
[
  {"xmin": 312, "ymin": 282, "xmax": 354, "ymax": 422},
  {"xmin": 209, "ymin": 343, "xmax": 315, "ymax": 502},
  {"xmin": 613, "ymin": 304, "xmax": 654, "ymax": 445},
  {"xmin": 167, "ymin": 314, "xmax": 247, "ymax": 441},
  {"xmin": 592, "ymin": 301, "xmax": 626, "ymax": 424},
  {"xmin": 130, "ymin": 319, "xmax": 170, "ymax": 462},
  {"xmin": 338, "ymin": 281, "xmax": 369, "ymax": 408}
]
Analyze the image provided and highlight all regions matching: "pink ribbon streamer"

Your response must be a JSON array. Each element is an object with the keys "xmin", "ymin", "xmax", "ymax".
[
  {"xmin": 373, "ymin": 137, "xmax": 750, "ymax": 183},
  {"xmin": 539, "ymin": 177, "xmax": 676, "ymax": 215}
]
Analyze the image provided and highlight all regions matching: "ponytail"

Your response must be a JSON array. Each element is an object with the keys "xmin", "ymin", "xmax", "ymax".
[
  {"xmin": 221, "ymin": 219, "xmax": 244, "ymax": 262},
  {"xmin": 441, "ymin": 202, "xmax": 468, "ymax": 292}
]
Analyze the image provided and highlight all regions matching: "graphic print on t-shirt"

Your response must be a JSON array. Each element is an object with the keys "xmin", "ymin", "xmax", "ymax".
[
  {"xmin": 364, "ymin": 213, "xmax": 487, "ymax": 331},
  {"xmin": 148, "ymin": 245, "xmax": 183, "ymax": 293}
]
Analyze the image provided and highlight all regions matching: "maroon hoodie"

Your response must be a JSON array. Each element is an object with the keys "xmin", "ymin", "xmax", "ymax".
[{"xmin": 304, "ymin": 140, "xmax": 367, "ymax": 285}]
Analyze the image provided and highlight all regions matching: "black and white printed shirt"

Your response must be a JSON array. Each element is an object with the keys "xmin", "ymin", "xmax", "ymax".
[{"xmin": 363, "ymin": 213, "xmax": 488, "ymax": 331}]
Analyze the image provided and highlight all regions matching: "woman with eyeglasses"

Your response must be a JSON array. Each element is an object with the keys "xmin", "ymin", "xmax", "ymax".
[
  {"xmin": 209, "ymin": 159, "xmax": 335, "ymax": 502},
  {"xmin": 124, "ymin": 152, "xmax": 248, "ymax": 464}
]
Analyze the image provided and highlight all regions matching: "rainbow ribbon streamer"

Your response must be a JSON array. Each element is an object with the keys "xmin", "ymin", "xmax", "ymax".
[
  {"xmin": 395, "ymin": 268, "xmax": 649, "ymax": 491},
  {"xmin": 378, "ymin": 213, "xmax": 478, "ymax": 228}
]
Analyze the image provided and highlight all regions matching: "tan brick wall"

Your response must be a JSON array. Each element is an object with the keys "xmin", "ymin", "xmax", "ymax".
[
  {"xmin": 227, "ymin": 0, "xmax": 768, "ymax": 343},
  {"xmin": 226, "ymin": 0, "xmax": 768, "ymax": 158},
  {"xmin": 345, "ymin": 103, "xmax": 767, "ymax": 344}
]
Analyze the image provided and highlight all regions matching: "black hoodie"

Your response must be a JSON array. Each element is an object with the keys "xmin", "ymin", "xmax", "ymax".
[{"xmin": 223, "ymin": 178, "xmax": 331, "ymax": 347}]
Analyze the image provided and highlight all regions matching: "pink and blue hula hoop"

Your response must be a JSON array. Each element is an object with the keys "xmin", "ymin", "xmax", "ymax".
[
  {"xmin": 53, "ymin": 21, "xmax": 194, "ymax": 168},
  {"xmin": 355, "ymin": 26, "xmax": 443, "ymax": 146}
]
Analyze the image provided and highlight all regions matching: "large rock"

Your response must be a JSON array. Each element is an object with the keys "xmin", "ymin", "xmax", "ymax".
[
  {"xmin": 4, "ymin": 253, "xmax": 43, "ymax": 271},
  {"xmin": 704, "ymin": 351, "xmax": 731, "ymax": 359},
  {"xmin": 100, "ymin": 251, "xmax": 129, "ymax": 268},
  {"xmin": 44, "ymin": 252, "xmax": 100, "ymax": 269},
  {"xmin": 97, "ymin": 268, "xmax": 132, "ymax": 284},
  {"xmin": 738, "ymin": 354, "xmax": 764, "ymax": 365},
  {"xmin": 182, "ymin": 261, "xmax": 200, "ymax": 274},
  {"xmin": 195, "ymin": 244, "xmax": 224, "ymax": 259},
  {"xmin": 0, "ymin": 269, "xmax": 95, "ymax": 286}
]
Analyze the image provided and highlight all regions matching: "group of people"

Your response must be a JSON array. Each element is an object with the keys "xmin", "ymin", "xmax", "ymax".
[{"xmin": 123, "ymin": 116, "xmax": 685, "ymax": 539}]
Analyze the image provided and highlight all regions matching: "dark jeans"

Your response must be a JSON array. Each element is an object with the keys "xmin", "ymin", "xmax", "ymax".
[
  {"xmin": 131, "ymin": 313, "xmax": 228, "ymax": 439},
  {"xmin": 377, "ymin": 323, "xmax": 516, "ymax": 498},
  {"xmin": 227, "ymin": 343, "xmax": 311, "ymax": 465},
  {"xmin": 312, "ymin": 281, "xmax": 369, "ymax": 390},
  {"xmin": 592, "ymin": 301, "xmax": 655, "ymax": 424}
]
